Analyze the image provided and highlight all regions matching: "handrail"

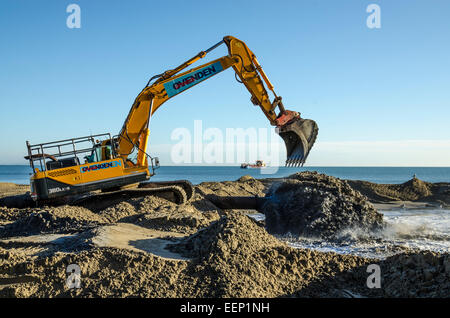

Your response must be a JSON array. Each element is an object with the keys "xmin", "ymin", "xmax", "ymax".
[
  {"xmin": 27, "ymin": 133, "xmax": 111, "ymax": 148},
  {"xmin": 25, "ymin": 132, "xmax": 115, "ymax": 171}
]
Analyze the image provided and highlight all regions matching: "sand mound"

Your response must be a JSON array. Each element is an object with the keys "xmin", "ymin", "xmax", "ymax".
[
  {"xmin": 330, "ymin": 250, "xmax": 450, "ymax": 298},
  {"xmin": 169, "ymin": 212, "xmax": 282, "ymax": 258},
  {"xmin": 93, "ymin": 194, "xmax": 221, "ymax": 234},
  {"xmin": 86, "ymin": 194, "xmax": 221, "ymax": 234},
  {"xmin": 287, "ymin": 249, "xmax": 450, "ymax": 298},
  {"xmin": 0, "ymin": 207, "xmax": 32, "ymax": 225},
  {"xmin": 0, "ymin": 214, "xmax": 371, "ymax": 298},
  {"xmin": 378, "ymin": 251, "xmax": 450, "ymax": 297},
  {"xmin": 0, "ymin": 207, "xmax": 448, "ymax": 298},
  {"xmin": 347, "ymin": 177, "xmax": 443, "ymax": 204},
  {"xmin": 98, "ymin": 201, "xmax": 140, "ymax": 223},
  {"xmin": 196, "ymin": 175, "xmax": 266, "ymax": 197},
  {"xmin": 169, "ymin": 213, "xmax": 371, "ymax": 297},
  {"xmin": 0, "ymin": 192, "xmax": 221, "ymax": 239},
  {"xmin": 136, "ymin": 200, "xmax": 220, "ymax": 234},
  {"xmin": 399, "ymin": 177, "xmax": 432, "ymax": 198},
  {"xmin": 0, "ymin": 178, "xmax": 447, "ymax": 298},
  {"xmin": 262, "ymin": 172, "xmax": 384, "ymax": 238},
  {"xmin": 0, "ymin": 247, "xmax": 188, "ymax": 297}
]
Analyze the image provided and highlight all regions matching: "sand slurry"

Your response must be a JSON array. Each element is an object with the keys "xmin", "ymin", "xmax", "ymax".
[{"xmin": 262, "ymin": 172, "xmax": 384, "ymax": 238}]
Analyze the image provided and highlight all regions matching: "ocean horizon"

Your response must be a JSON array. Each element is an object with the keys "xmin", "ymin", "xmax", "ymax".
[{"xmin": 1, "ymin": 165, "xmax": 449, "ymax": 185}]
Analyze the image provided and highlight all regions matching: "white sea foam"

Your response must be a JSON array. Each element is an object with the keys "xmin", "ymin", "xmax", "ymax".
[{"xmin": 252, "ymin": 209, "xmax": 450, "ymax": 259}]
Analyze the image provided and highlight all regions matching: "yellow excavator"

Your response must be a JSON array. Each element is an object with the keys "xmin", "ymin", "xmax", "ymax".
[{"xmin": 25, "ymin": 36, "xmax": 318, "ymax": 204}]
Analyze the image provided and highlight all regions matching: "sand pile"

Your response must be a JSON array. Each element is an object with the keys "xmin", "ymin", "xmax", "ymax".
[
  {"xmin": 377, "ymin": 251, "xmax": 450, "ymax": 297},
  {"xmin": 398, "ymin": 177, "xmax": 432, "ymax": 198},
  {"xmin": 132, "ymin": 195, "xmax": 220, "ymax": 234},
  {"xmin": 0, "ymin": 206, "xmax": 107, "ymax": 238},
  {"xmin": 346, "ymin": 178, "xmax": 431, "ymax": 202},
  {"xmin": 97, "ymin": 201, "xmax": 141, "ymax": 223},
  {"xmin": 329, "ymin": 250, "xmax": 450, "ymax": 298},
  {"xmin": 287, "ymin": 249, "xmax": 450, "ymax": 298},
  {"xmin": 0, "ymin": 198, "xmax": 220, "ymax": 240},
  {"xmin": 347, "ymin": 176, "xmax": 450, "ymax": 207},
  {"xmin": 0, "ymin": 207, "xmax": 32, "ymax": 225},
  {"xmin": 81, "ymin": 192, "xmax": 221, "ymax": 234},
  {"xmin": 169, "ymin": 212, "xmax": 282, "ymax": 258},
  {"xmin": 0, "ymin": 189, "xmax": 221, "ymax": 240},
  {"xmin": 196, "ymin": 175, "xmax": 266, "ymax": 197},
  {"xmin": 0, "ymin": 214, "xmax": 373, "ymax": 298},
  {"xmin": 136, "ymin": 202, "xmax": 219, "ymax": 234},
  {"xmin": 170, "ymin": 213, "xmax": 371, "ymax": 297},
  {"xmin": 262, "ymin": 172, "xmax": 384, "ymax": 238},
  {"xmin": 0, "ymin": 177, "xmax": 448, "ymax": 298},
  {"xmin": 0, "ymin": 247, "xmax": 188, "ymax": 297}
]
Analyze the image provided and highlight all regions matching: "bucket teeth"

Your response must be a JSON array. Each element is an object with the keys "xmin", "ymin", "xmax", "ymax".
[
  {"xmin": 286, "ymin": 156, "xmax": 303, "ymax": 167},
  {"xmin": 289, "ymin": 157, "xmax": 294, "ymax": 167},
  {"xmin": 286, "ymin": 155, "xmax": 305, "ymax": 167}
]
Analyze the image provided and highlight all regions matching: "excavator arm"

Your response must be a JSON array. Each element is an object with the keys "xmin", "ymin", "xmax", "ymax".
[{"xmin": 117, "ymin": 36, "xmax": 318, "ymax": 167}]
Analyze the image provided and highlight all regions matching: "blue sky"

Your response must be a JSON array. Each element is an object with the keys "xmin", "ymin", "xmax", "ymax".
[{"xmin": 0, "ymin": 0, "xmax": 449, "ymax": 166}]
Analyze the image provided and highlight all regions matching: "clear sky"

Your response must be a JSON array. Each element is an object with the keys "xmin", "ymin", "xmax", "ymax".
[{"xmin": 1, "ymin": 0, "xmax": 449, "ymax": 166}]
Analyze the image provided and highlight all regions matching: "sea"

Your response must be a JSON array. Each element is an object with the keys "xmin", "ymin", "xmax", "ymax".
[
  {"xmin": 2, "ymin": 165, "xmax": 449, "ymax": 185},
  {"xmin": 1, "ymin": 165, "xmax": 449, "ymax": 258}
]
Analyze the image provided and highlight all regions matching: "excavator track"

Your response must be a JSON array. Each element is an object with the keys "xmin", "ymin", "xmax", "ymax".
[
  {"xmin": 72, "ymin": 180, "xmax": 194, "ymax": 207},
  {"xmin": 138, "ymin": 180, "xmax": 195, "ymax": 202}
]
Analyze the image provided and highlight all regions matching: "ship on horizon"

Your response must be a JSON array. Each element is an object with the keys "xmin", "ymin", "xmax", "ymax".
[{"xmin": 240, "ymin": 160, "xmax": 266, "ymax": 169}]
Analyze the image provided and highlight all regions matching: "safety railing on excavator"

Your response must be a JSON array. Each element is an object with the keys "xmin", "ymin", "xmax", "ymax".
[{"xmin": 25, "ymin": 133, "xmax": 114, "ymax": 172}]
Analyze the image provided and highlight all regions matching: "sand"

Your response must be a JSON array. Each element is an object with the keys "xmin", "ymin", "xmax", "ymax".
[
  {"xmin": 347, "ymin": 177, "xmax": 450, "ymax": 207},
  {"xmin": 0, "ymin": 173, "xmax": 448, "ymax": 298}
]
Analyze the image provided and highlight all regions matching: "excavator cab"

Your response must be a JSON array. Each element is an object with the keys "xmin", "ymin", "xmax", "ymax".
[
  {"xmin": 25, "ymin": 134, "xmax": 151, "ymax": 202},
  {"xmin": 84, "ymin": 141, "xmax": 113, "ymax": 164}
]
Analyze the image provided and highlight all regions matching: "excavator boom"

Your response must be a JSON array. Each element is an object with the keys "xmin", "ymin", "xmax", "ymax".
[{"xmin": 118, "ymin": 36, "xmax": 318, "ymax": 167}]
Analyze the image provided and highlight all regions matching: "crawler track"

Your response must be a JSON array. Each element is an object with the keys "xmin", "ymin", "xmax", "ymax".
[
  {"xmin": 0, "ymin": 180, "xmax": 195, "ymax": 209},
  {"xmin": 73, "ymin": 180, "xmax": 195, "ymax": 207}
]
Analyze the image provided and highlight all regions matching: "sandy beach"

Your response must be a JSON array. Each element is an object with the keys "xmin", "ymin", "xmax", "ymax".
[{"xmin": 0, "ymin": 172, "xmax": 448, "ymax": 298}]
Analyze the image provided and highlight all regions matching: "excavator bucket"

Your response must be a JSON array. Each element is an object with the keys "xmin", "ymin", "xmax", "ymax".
[{"xmin": 278, "ymin": 118, "xmax": 318, "ymax": 167}]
